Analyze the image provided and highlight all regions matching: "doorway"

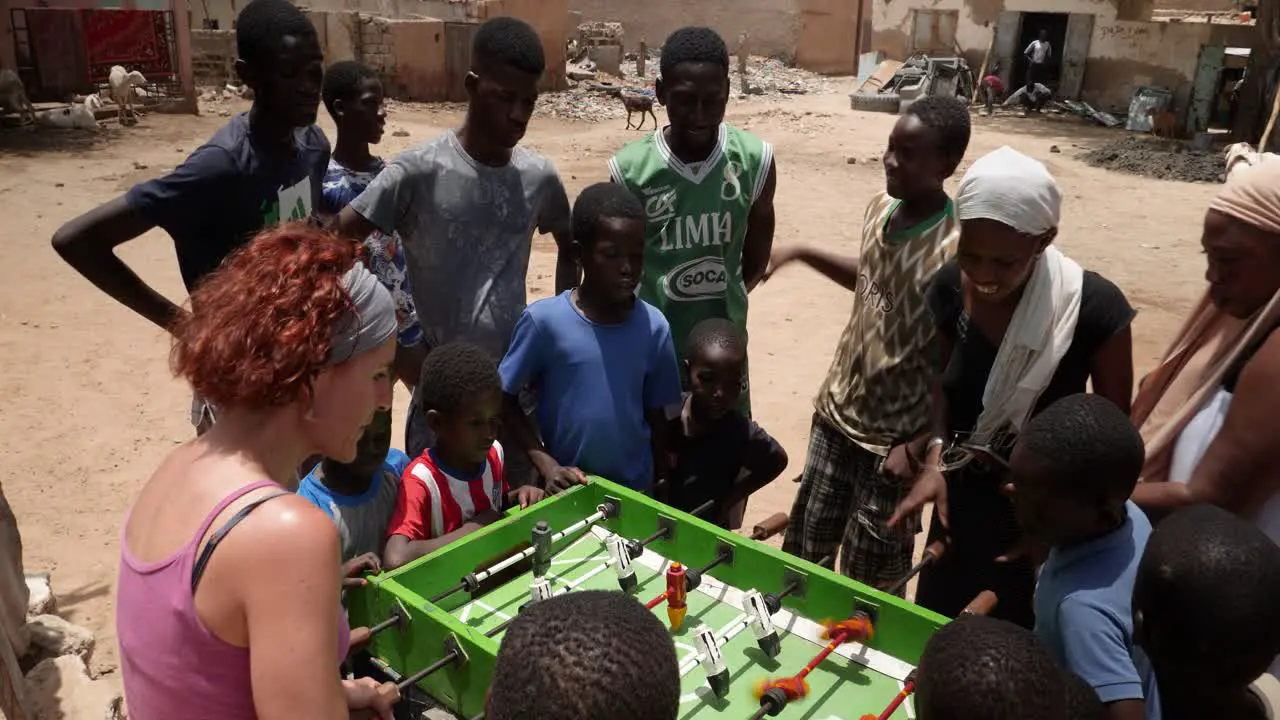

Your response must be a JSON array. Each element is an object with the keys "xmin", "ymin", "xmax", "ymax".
[{"xmin": 1013, "ymin": 12, "xmax": 1069, "ymax": 91}]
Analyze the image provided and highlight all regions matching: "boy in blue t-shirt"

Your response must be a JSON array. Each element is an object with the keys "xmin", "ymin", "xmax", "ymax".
[
  {"xmin": 297, "ymin": 408, "xmax": 409, "ymax": 564},
  {"xmin": 1008, "ymin": 393, "xmax": 1158, "ymax": 720},
  {"xmin": 499, "ymin": 183, "xmax": 683, "ymax": 493}
]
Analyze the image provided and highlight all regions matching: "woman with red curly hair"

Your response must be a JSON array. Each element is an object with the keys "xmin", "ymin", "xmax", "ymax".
[{"xmin": 115, "ymin": 224, "xmax": 398, "ymax": 720}]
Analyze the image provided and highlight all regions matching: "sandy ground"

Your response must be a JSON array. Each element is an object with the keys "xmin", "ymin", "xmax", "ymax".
[{"xmin": 0, "ymin": 87, "xmax": 1219, "ymax": 680}]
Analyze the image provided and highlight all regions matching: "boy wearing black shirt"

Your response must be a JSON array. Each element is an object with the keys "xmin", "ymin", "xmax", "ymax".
[{"xmin": 668, "ymin": 319, "xmax": 787, "ymax": 529}]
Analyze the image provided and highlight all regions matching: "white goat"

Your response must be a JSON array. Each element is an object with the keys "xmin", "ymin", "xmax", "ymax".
[
  {"xmin": 36, "ymin": 103, "xmax": 98, "ymax": 130},
  {"xmin": 0, "ymin": 69, "xmax": 36, "ymax": 126},
  {"xmin": 108, "ymin": 65, "xmax": 147, "ymax": 124}
]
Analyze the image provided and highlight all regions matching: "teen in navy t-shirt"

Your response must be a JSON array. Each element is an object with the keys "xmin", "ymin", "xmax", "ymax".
[{"xmin": 52, "ymin": 1, "xmax": 329, "ymax": 328}]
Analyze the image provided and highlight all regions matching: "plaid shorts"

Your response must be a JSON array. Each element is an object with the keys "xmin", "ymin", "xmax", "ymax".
[{"xmin": 781, "ymin": 414, "xmax": 921, "ymax": 594}]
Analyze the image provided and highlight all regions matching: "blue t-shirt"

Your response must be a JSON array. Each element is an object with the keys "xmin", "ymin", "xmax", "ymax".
[
  {"xmin": 297, "ymin": 449, "xmax": 410, "ymax": 562},
  {"xmin": 1035, "ymin": 501, "xmax": 1161, "ymax": 717},
  {"xmin": 498, "ymin": 291, "xmax": 683, "ymax": 490},
  {"xmin": 125, "ymin": 113, "xmax": 330, "ymax": 291}
]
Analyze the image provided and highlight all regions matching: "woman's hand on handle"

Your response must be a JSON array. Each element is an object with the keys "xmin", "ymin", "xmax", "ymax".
[{"xmin": 345, "ymin": 678, "xmax": 397, "ymax": 720}]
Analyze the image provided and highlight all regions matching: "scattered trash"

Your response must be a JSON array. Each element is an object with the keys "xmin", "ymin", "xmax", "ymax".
[
  {"xmin": 391, "ymin": 128, "xmax": 409, "ymax": 137},
  {"xmin": 1049, "ymin": 145, "xmax": 1060, "ymax": 153},
  {"xmin": 1081, "ymin": 136, "xmax": 1225, "ymax": 183}
]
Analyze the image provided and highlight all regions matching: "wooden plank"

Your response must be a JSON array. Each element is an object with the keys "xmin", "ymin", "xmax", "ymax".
[{"xmin": 855, "ymin": 59, "xmax": 903, "ymax": 94}]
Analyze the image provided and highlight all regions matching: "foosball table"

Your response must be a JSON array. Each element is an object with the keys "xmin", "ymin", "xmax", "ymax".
[{"xmin": 347, "ymin": 477, "xmax": 994, "ymax": 720}]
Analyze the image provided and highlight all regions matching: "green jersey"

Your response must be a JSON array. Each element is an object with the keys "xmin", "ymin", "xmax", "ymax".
[{"xmin": 609, "ymin": 124, "xmax": 773, "ymax": 412}]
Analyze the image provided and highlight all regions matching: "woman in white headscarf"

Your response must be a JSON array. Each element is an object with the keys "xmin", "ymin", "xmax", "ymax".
[{"xmin": 889, "ymin": 147, "xmax": 1135, "ymax": 627}]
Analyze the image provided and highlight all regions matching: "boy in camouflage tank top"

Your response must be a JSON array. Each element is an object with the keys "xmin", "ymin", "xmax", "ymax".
[{"xmin": 609, "ymin": 27, "xmax": 777, "ymax": 420}]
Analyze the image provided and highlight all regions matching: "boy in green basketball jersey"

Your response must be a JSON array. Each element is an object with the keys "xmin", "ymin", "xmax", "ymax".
[{"xmin": 609, "ymin": 26, "xmax": 777, "ymax": 422}]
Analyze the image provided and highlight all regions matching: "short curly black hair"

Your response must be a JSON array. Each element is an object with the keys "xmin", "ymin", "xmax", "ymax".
[
  {"xmin": 418, "ymin": 341, "xmax": 500, "ymax": 417},
  {"xmin": 472, "ymin": 16, "xmax": 545, "ymax": 76},
  {"xmin": 1016, "ymin": 393, "xmax": 1144, "ymax": 508},
  {"xmin": 902, "ymin": 95, "xmax": 972, "ymax": 167},
  {"xmin": 687, "ymin": 318, "xmax": 746, "ymax": 361},
  {"xmin": 1135, "ymin": 504, "xmax": 1280, "ymax": 690},
  {"xmin": 322, "ymin": 60, "xmax": 378, "ymax": 118},
  {"xmin": 572, "ymin": 182, "xmax": 644, "ymax": 248},
  {"xmin": 235, "ymin": 0, "xmax": 316, "ymax": 68},
  {"xmin": 916, "ymin": 614, "xmax": 1067, "ymax": 720},
  {"xmin": 659, "ymin": 27, "xmax": 729, "ymax": 81},
  {"xmin": 486, "ymin": 590, "xmax": 680, "ymax": 720}
]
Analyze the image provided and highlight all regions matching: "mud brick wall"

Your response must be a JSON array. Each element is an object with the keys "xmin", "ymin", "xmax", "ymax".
[{"xmin": 191, "ymin": 29, "xmax": 237, "ymax": 86}]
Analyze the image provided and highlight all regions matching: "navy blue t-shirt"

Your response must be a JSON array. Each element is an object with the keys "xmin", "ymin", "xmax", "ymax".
[{"xmin": 125, "ymin": 113, "xmax": 330, "ymax": 291}]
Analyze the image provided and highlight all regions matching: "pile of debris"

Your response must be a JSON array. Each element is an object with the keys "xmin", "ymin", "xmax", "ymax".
[
  {"xmin": 4, "ymin": 574, "xmax": 125, "ymax": 720},
  {"xmin": 1080, "ymin": 136, "xmax": 1226, "ymax": 183},
  {"xmin": 551, "ymin": 49, "xmax": 834, "ymax": 122}
]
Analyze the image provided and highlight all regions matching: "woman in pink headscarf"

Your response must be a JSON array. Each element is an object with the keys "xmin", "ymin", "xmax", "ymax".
[{"xmin": 1132, "ymin": 155, "xmax": 1280, "ymax": 548}]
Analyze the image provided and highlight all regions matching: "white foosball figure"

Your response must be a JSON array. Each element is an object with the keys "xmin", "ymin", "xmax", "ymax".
[
  {"xmin": 742, "ymin": 589, "xmax": 781, "ymax": 658},
  {"xmin": 694, "ymin": 624, "xmax": 730, "ymax": 698}
]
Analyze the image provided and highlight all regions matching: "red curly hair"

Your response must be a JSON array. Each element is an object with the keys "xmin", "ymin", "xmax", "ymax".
[{"xmin": 171, "ymin": 222, "xmax": 362, "ymax": 410}]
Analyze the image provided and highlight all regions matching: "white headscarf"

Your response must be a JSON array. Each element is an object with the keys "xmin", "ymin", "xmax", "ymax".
[{"xmin": 956, "ymin": 145, "xmax": 1062, "ymax": 236}]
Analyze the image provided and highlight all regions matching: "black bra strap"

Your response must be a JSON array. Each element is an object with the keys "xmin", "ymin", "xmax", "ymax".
[{"xmin": 191, "ymin": 492, "xmax": 290, "ymax": 593}]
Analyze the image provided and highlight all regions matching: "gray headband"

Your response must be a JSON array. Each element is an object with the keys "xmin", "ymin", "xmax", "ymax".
[{"xmin": 326, "ymin": 262, "xmax": 397, "ymax": 366}]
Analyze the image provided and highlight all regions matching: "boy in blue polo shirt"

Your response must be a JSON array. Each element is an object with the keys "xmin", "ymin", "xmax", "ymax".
[{"xmin": 1008, "ymin": 393, "xmax": 1158, "ymax": 720}]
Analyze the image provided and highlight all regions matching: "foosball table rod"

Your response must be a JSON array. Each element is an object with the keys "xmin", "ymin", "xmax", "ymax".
[
  {"xmin": 860, "ymin": 670, "xmax": 916, "ymax": 720},
  {"xmin": 883, "ymin": 539, "xmax": 948, "ymax": 598},
  {"xmin": 748, "ymin": 612, "xmax": 876, "ymax": 719},
  {"xmin": 352, "ymin": 640, "xmax": 466, "ymax": 720},
  {"xmin": 428, "ymin": 500, "xmax": 621, "ymax": 604}
]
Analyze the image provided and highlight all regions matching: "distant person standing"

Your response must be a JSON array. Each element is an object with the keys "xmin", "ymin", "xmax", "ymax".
[{"xmin": 1024, "ymin": 30, "xmax": 1052, "ymax": 91}]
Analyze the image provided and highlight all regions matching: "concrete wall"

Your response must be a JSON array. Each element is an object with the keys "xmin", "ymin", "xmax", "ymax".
[
  {"xmin": 870, "ymin": 0, "xmax": 1255, "ymax": 110},
  {"xmin": 191, "ymin": 28, "xmax": 236, "ymax": 84},
  {"xmin": 570, "ymin": 0, "xmax": 803, "ymax": 61},
  {"xmin": 357, "ymin": 15, "xmax": 448, "ymax": 100}
]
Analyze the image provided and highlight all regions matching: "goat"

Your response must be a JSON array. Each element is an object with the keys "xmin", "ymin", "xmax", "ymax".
[
  {"xmin": 0, "ymin": 69, "xmax": 37, "ymax": 126},
  {"xmin": 37, "ymin": 103, "xmax": 99, "ymax": 130},
  {"xmin": 108, "ymin": 65, "xmax": 147, "ymax": 125},
  {"xmin": 1147, "ymin": 106, "xmax": 1177, "ymax": 140},
  {"xmin": 621, "ymin": 91, "xmax": 657, "ymax": 130}
]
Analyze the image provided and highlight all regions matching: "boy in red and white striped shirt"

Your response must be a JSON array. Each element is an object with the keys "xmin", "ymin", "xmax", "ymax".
[{"xmin": 384, "ymin": 342, "xmax": 544, "ymax": 569}]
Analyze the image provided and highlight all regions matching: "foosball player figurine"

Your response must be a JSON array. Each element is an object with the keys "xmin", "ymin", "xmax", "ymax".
[
  {"xmin": 750, "ymin": 611, "xmax": 876, "ymax": 718},
  {"xmin": 606, "ymin": 534, "xmax": 637, "ymax": 592},
  {"xmin": 693, "ymin": 624, "xmax": 730, "ymax": 698},
  {"xmin": 529, "ymin": 521, "xmax": 553, "ymax": 602},
  {"xmin": 742, "ymin": 589, "xmax": 781, "ymax": 658},
  {"xmin": 666, "ymin": 562, "xmax": 688, "ymax": 630}
]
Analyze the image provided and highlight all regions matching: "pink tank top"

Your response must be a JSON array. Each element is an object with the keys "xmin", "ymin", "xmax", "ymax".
[{"xmin": 117, "ymin": 480, "xmax": 351, "ymax": 719}]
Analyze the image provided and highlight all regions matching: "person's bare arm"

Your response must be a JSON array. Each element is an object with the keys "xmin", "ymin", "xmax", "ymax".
[
  {"xmin": 1105, "ymin": 700, "xmax": 1146, "ymax": 720},
  {"xmin": 394, "ymin": 343, "xmax": 427, "ymax": 391},
  {"xmin": 503, "ymin": 392, "xmax": 583, "ymax": 491},
  {"xmin": 236, "ymin": 498, "xmax": 373, "ymax": 719},
  {"xmin": 647, "ymin": 407, "xmax": 672, "ymax": 500},
  {"xmin": 889, "ymin": 329, "xmax": 954, "ymax": 529},
  {"xmin": 51, "ymin": 196, "xmax": 185, "ymax": 333},
  {"xmin": 742, "ymin": 158, "xmax": 778, "ymax": 293},
  {"xmin": 763, "ymin": 245, "xmax": 861, "ymax": 292},
  {"xmin": 333, "ymin": 205, "xmax": 380, "ymax": 241},
  {"xmin": 383, "ymin": 515, "xmax": 501, "ymax": 569},
  {"xmin": 553, "ymin": 227, "xmax": 579, "ymax": 294},
  {"xmin": 1090, "ymin": 325, "xmax": 1135, "ymax": 415}
]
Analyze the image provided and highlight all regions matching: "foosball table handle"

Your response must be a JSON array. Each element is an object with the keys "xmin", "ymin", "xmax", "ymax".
[
  {"xmin": 961, "ymin": 590, "xmax": 998, "ymax": 617},
  {"xmin": 348, "ymin": 626, "xmax": 372, "ymax": 654},
  {"xmin": 349, "ymin": 681, "xmax": 401, "ymax": 720},
  {"xmin": 751, "ymin": 513, "xmax": 789, "ymax": 541}
]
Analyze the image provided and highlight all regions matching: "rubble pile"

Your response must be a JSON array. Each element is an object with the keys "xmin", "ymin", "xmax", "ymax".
[
  {"xmin": 1081, "ymin": 136, "xmax": 1226, "ymax": 184},
  {"xmin": 3, "ymin": 573, "xmax": 125, "ymax": 720},
  {"xmin": 547, "ymin": 50, "xmax": 835, "ymax": 123}
]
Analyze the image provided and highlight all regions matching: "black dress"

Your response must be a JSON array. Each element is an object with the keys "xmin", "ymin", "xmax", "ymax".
[{"xmin": 914, "ymin": 261, "xmax": 1135, "ymax": 628}]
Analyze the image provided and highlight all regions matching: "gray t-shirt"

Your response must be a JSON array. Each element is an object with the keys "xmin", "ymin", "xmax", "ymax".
[
  {"xmin": 349, "ymin": 130, "xmax": 572, "ymax": 358},
  {"xmin": 296, "ymin": 450, "xmax": 409, "ymax": 561}
]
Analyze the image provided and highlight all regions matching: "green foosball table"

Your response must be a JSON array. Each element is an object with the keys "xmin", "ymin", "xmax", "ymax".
[{"xmin": 347, "ymin": 477, "xmax": 992, "ymax": 720}]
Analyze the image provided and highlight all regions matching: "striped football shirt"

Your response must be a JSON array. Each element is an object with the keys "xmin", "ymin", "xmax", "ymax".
[{"xmin": 386, "ymin": 442, "xmax": 508, "ymax": 540}]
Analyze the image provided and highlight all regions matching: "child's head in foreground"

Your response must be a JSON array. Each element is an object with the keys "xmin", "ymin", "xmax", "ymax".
[
  {"xmin": 916, "ymin": 614, "xmax": 1069, "ymax": 720},
  {"xmin": 572, "ymin": 183, "xmax": 645, "ymax": 307},
  {"xmin": 235, "ymin": 0, "xmax": 323, "ymax": 128},
  {"xmin": 883, "ymin": 95, "xmax": 971, "ymax": 202},
  {"xmin": 1133, "ymin": 504, "xmax": 1280, "ymax": 697},
  {"xmin": 322, "ymin": 60, "xmax": 385, "ymax": 146},
  {"xmin": 486, "ymin": 590, "xmax": 679, "ymax": 720},
  {"xmin": 466, "ymin": 16, "xmax": 545, "ymax": 150},
  {"xmin": 1009, "ymin": 393, "xmax": 1144, "ymax": 546},
  {"xmin": 656, "ymin": 27, "xmax": 730, "ymax": 156},
  {"xmin": 685, "ymin": 318, "xmax": 747, "ymax": 422},
  {"xmin": 418, "ymin": 341, "xmax": 501, "ymax": 471}
]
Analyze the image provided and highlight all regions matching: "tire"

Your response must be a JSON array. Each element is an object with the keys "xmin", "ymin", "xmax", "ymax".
[{"xmin": 850, "ymin": 91, "xmax": 902, "ymax": 114}]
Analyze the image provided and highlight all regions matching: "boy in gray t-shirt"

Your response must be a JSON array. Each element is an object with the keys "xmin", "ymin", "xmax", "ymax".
[{"xmin": 335, "ymin": 18, "xmax": 573, "ymax": 484}]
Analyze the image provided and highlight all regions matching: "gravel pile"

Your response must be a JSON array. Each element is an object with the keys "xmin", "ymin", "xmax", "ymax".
[{"xmin": 1080, "ymin": 136, "xmax": 1225, "ymax": 183}]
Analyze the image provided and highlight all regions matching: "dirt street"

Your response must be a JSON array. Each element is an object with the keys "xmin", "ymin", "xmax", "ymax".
[{"xmin": 0, "ymin": 88, "xmax": 1218, "ymax": 678}]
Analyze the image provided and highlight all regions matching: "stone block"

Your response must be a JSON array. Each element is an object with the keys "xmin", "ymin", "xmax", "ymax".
[
  {"xmin": 587, "ymin": 44, "xmax": 622, "ymax": 76},
  {"xmin": 23, "ymin": 656, "xmax": 123, "ymax": 720},
  {"xmin": 25, "ymin": 616, "xmax": 94, "ymax": 665},
  {"xmin": 25, "ymin": 575, "xmax": 53, "ymax": 618}
]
